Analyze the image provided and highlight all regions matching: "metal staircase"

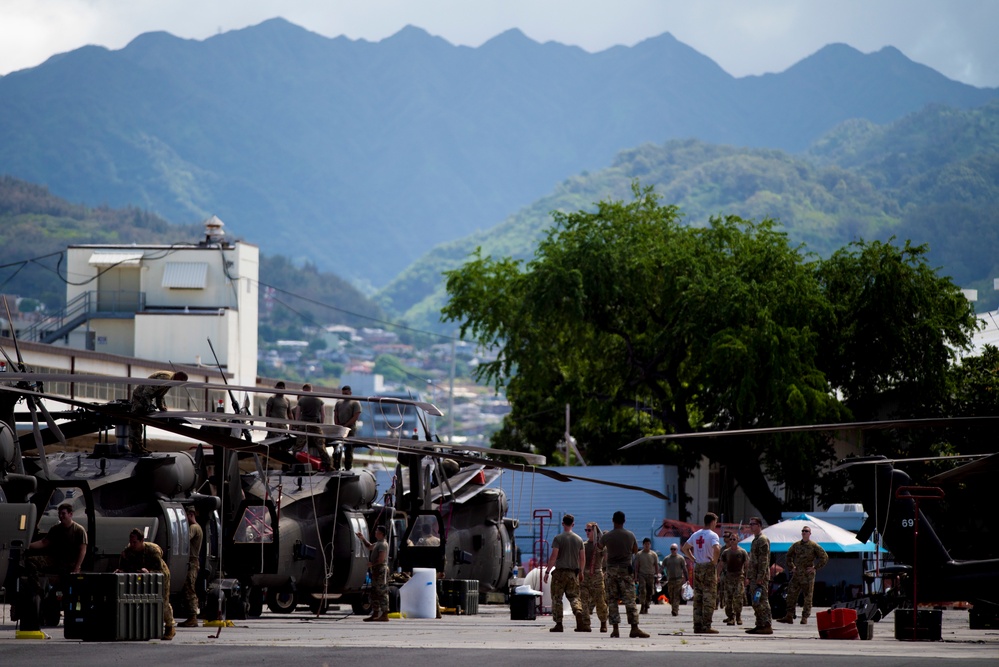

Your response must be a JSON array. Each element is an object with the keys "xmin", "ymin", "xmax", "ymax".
[{"xmin": 21, "ymin": 291, "xmax": 143, "ymax": 344}]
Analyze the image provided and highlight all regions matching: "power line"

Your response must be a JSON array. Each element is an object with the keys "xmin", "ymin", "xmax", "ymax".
[
  {"xmin": 256, "ymin": 279, "xmax": 465, "ymax": 342},
  {"xmin": 3, "ymin": 248, "xmax": 471, "ymax": 343}
]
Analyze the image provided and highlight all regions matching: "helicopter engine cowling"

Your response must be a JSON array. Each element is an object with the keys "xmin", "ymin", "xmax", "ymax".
[
  {"xmin": 144, "ymin": 452, "xmax": 197, "ymax": 496},
  {"xmin": 329, "ymin": 468, "xmax": 378, "ymax": 508}
]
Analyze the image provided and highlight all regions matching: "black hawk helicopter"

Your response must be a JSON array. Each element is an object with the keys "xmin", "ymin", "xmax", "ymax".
[{"xmin": 3, "ymin": 362, "xmax": 671, "ymax": 622}]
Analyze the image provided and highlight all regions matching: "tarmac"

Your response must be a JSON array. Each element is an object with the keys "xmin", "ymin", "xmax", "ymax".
[{"xmin": 2, "ymin": 600, "xmax": 997, "ymax": 666}]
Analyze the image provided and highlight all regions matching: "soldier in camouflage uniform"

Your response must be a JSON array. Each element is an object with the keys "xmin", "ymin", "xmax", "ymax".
[
  {"xmin": 543, "ymin": 514, "xmax": 587, "ymax": 632},
  {"xmin": 719, "ymin": 533, "xmax": 748, "ymax": 625},
  {"xmin": 180, "ymin": 506, "xmax": 204, "ymax": 627},
  {"xmin": 357, "ymin": 525, "xmax": 390, "ymax": 621},
  {"xmin": 118, "ymin": 528, "xmax": 175, "ymax": 640},
  {"xmin": 128, "ymin": 370, "xmax": 188, "ymax": 454},
  {"xmin": 745, "ymin": 517, "xmax": 773, "ymax": 634},
  {"xmin": 662, "ymin": 543, "xmax": 687, "ymax": 617},
  {"xmin": 635, "ymin": 537, "xmax": 659, "ymax": 613},
  {"xmin": 682, "ymin": 512, "xmax": 721, "ymax": 633},
  {"xmin": 599, "ymin": 511, "xmax": 649, "ymax": 638},
  {"xmin": 778, "ymin": 525, "xmax": 829, "ymax": 625},
  {"xmin": 580, "ymin": 522, "xmax": 609, "ymax": 632}
]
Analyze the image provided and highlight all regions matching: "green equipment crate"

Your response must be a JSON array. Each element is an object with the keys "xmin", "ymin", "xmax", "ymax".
[
  {"xmin": 438, "ymin": 579, "xmax": 479, "ymax": 615},
  {"xmin": 64, "ymin": 572, "xmax": 164, "ymax": 641}
]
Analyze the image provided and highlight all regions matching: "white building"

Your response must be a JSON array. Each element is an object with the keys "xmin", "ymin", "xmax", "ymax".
[{"xmin": 23, "ymin": 217, "xmax": 259, "ymax": 386}]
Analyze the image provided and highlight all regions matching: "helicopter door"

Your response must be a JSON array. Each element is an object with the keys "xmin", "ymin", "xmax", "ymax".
[
  {"xmin": 156, "ymin": 500, "xmax": 189, "ymax": 594},
  {"xmin": 0, "ymin": 502, "xmax": 36, "ymax": 585},
  {"xmin": 338, "ymin": 512, "xmax": 370, "ymax": 591}
]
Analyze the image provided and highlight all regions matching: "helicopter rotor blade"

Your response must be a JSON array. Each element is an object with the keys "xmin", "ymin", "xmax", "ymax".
[
  {"xmin": 0, "ymin": 372, "xmax": 445, "ymax": 417},
  {"xmin": 1, "ymin": 296, "xmax": 27, "ymax": 371},
  {"xmin": 829, "ymin": 453, "xmax": 991, "ymax": 473},
  {"xmin": 35, "ymin": 398, "xmax": 69, "ymax": 448},
  {"xmin": 360, "ymin": 437, "xmax": 669, "ymax": 500},
  {"xmin": 0, "ymin": 383, "xmax": 299, "ymax": 463},
  {"xmin": 24, "ymin": 395, "xmax": 52, "ymax": 479},
  {"xmin": 620, "ymin": 416, "xmax": 999, "ymax": 450}
]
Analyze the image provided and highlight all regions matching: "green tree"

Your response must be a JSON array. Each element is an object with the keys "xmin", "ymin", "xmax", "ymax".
[
  {"xmin": 815, "ymin": 238, "xmax": 977, "ymax": 418},
  {"xmin": 443, "ymin": 184, "xmax": 845, "ymax": 522},
  {"xmin": 444, "ymin": 184, "xmax": 980, "ymax": 523}
]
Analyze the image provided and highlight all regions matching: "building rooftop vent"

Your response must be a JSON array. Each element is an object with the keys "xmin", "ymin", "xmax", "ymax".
[{"xmin": 203, "ymin": 215, "xmax": 226, "ymax": 245}]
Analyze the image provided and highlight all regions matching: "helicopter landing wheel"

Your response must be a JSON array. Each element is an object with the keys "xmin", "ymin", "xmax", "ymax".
[
  {"xmin": 308, "ymin": 596, "xmax": 330, "ymax": 615},
  {"xmin": 351, "ymin": 596, "xmax": 372, "ymax": 616},
  {"xmin": 266, "ymin": 589, "xmax": 297, "ymax": 614},
  {"xmin": 247, "ymin": 587, "xmax": 264, "ymax": 617}
]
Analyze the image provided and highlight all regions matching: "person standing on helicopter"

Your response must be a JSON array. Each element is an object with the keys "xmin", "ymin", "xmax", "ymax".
[
  {"xmin": 294, "ymin": 383, "xmax": 331, "ymax": 471},
  {"xmin": 128, "ymin": 370, "xmax": 188, "ymax": 454},
  {"xmin": 334, "ymin": 385, "xmax": 361, "ymax": 470},
  {"xmin": 265, "ymin": 381, "xmax": 292, "ymax": 430}
]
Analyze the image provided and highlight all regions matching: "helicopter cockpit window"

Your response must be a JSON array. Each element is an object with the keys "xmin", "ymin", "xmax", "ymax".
[{"xmin": 235, "ymin": 506, "xmax": 273, "ymax": 544}]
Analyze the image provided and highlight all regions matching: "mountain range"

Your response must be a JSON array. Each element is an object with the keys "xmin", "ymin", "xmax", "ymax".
[
  {"xmin": 382, "ymin": 102, "xmax": 999, "ymax": 330},
  {"xmin": 1, "ymin": 17, "xmax": 996, "ymax": 292}
]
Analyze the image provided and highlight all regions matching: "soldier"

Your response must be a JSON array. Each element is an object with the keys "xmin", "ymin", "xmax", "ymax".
[
  {"xmin": 356, "ymin": 525, "xmax": 389, "ymax": 622},
  {"xmin": 128, "ymin": 370, "xmax": 188, "ymax": 454},
  {"xmin": 778, "ymin": 525, "xmax": 829, "ymax": 625},
  {"xmin": 682, "ymin": 512, "xmax": 721, "ymax": 634},
  {"xmin": 580, "ymin": 522, "xmax": 609, "ymax": 632},
  {"xmin": 719, "ymin": 533, "xmax": 748, "ymax": 625},
  {"xmin": 599, "ymin": 511, "xmax": 649, "ymax": 638},
  {"xmin": 294, "ymin": 383, "xmax": 331, "ymax": 471},
  {"xmin": 117, "ymin": 528, "xmax": 174, "ymax": 640},
  {"xmin": 662, "ymin": 543, "xmax": 688, "ymax": 617},
  {"xmin": 635, "ymin": 537, "xmax": 659, "ymax": 614},
  {"xmin": 416, "ymin": 522, "xmax": 440, "ymax": 546},
  {"xmin": 543, "ymin": 513, "xmax": 587, "ymax": 632},
  {"xmin": 179, "ymin": 506, "xmax": 204, "ymax": 627},
  {"xmin": 334, "ymin": 385, "xmax": 362, "ymax": 470},
  {"xmin": 26, "ymin": 503, "xmax": 87, "ymax": 579},
  {"xmin": 745, "ymin": 516, "xmax": 773, "ymax": 635},
  {"xmin": 265, "ymin": 381, "xmax": 292, "ymax": 429}
]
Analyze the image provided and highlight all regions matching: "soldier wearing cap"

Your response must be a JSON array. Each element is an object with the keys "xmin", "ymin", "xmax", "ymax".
[
  {"xmin": 117, "ymin": 528, "xmax": 175, "ymax": 640},
  {"xmin": 745, "ymin": 516, "xmax": 773, "ymax": 634},
  {"xmin": 357, "ymin": 525, "xmax": 390, "ymax": 622},
  {"xmin": 662, "ymin": 542, "xmax": 687, "ymax": 617},
  {"xmin": 580, "ymin": 521, "xmax": 608, "ymax": 632},
  {"xmin": 128, "ymin": 370, "xmax": 188, "ymax": 454},
  {"xmin": 777, "ymin": 524, "xmax": 829, "ymax": 625}
]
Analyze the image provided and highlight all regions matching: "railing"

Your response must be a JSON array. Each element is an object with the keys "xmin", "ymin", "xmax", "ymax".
[{"xmin": 20, "ymin": 290, "xmax": 145, "ymax": 344}]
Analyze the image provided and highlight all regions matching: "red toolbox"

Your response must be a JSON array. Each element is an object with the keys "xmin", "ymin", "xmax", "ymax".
[{"xmin": 818, "ymin": 607, "xmax": 860, "ymax": 639}]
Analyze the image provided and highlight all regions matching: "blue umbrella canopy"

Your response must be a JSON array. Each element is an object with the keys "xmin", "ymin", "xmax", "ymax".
[{"xmin": 739, "ymin": 513, "xmax": 885, "ymax": 553}]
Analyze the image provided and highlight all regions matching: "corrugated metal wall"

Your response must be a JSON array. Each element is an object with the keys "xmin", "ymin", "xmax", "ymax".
[{"xmin": 497, "ymin": 465, "xmax": 679, "ymax": 566}]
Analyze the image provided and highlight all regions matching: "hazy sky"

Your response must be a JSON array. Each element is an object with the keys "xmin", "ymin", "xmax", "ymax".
[{"xmin": 1, "ymin": 0, "xmax": 996, "ymax": 87}]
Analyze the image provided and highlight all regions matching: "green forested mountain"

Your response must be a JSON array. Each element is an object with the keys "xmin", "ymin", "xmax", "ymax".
[
  {"xmin": 1, "ymin": 19, "xmax": 994, "ymax": 288},
  {"xmin": 0, "ymin": 176, "xmax": 384, "ymax": 330},
  {"xmin": 380, "ymin": 102, "xmax": 999, "ymax": 329}
]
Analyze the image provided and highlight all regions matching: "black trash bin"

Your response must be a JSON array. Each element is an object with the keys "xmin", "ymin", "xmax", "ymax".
[{"xmin": 510, "ymin": 593, "xmax": 538, "ymax": 620}]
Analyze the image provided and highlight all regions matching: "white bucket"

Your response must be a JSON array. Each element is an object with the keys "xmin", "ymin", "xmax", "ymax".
[
  {"xmin": 523, "ymin": 566, "xmax": 569, "ymax": 611},
  {"xmin": 399, "ymin": 567, "xmax": 437, "ymax": 618}
]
